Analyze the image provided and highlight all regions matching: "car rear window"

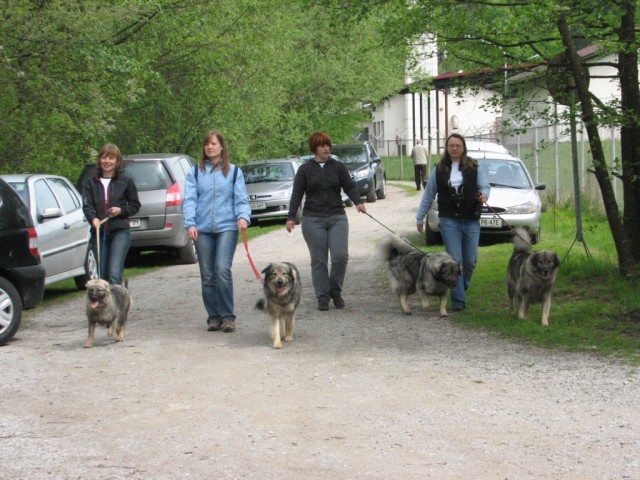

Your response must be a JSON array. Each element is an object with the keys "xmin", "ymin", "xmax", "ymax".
[
  {"xmin": 0, "ymin": 180, "xmax": 33, "ymax": 230},
  {"xmin": 123, "ymin": 161, "xmax": 172, "ymax": 191}
]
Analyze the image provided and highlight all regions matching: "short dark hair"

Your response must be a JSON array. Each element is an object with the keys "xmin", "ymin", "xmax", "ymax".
[{"xmin": 308, "ymin": 131, "xmax": 332, "ymax": 153}]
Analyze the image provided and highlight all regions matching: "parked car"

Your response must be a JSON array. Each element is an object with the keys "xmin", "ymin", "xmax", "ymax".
[
  {"xmin": 0, "ymin": 177, "xmax": 46, "ymax": 345},
  {"xmin": 243, "ymin": 158, "xmax": 303, "ymax": 224},
  {"xmin": 0, "ymin": 173, "xmax": 97, "ymax": 289},
  {"xmin": 424, "ymin": 149, "xmax": 546, "ymax": 244},
  {"xmin": 331, "ymin": 142, "xmax": 386, "ymax": 202},
  {"xmin": 77, "ymin": 153, "xmax": 197, "ymax": 264}
]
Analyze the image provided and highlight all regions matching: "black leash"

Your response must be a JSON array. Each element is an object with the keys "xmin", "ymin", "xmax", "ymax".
[
  {"xmin": 481, "ymin": 202, "xmax": 533, "ymax": 248},
  {"xmin": 363, "ymin": 211, "xmax": 424, "ymax": 254}
]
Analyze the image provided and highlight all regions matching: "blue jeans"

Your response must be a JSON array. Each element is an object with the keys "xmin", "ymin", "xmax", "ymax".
[
  {"xmin": 301, "ymin": 214, "xmax": 349, "ymax": 304},
  {"xmin": 194, "ymin": 230, "xmax": 238, "ymax": 323},
  {"xmin": 439, "ymin": 217, "xmax": 481, "ymax": 308},
  {"xmin": 98, "ymin": 229, "xmax": 131, "ymax": 285}
]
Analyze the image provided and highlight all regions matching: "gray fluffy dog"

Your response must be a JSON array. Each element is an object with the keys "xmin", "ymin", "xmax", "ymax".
[
  {"xmin": 378, "ymin": 234, "xmax": 462, "ymax": 317},
  {"xmin": 506, "ymin": 228, "xmax": 560, "ymax": 326},
  {"xmin": 84, "ymin": 279, "xmax": 131, "ymax": 348},
  {"xmin": 255, "ymin": 262, "xmax": 301, "ymax": 349}
]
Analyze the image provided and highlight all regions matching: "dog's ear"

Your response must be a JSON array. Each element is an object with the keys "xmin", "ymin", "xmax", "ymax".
[
  {"xmin": 284, "ymin": 262, "xmax": 298, "ymax": 281},
  {"xmin": 261, "ymin": 263, "xmax": 273, "ymax": 276},
  {"xmin": 552, "ymin": 252, "xmax": 560, "ymax": 267},
  {"xmin": 288, "ymin": 265, "xmax": 298, "ymax": 281}
]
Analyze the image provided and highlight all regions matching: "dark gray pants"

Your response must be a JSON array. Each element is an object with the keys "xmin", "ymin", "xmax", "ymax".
[{"xmin": 301, "ymin": 214, "xmax": 349, "ymax": 304}]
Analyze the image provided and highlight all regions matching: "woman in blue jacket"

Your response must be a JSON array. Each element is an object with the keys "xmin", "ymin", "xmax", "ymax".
[{"xmin": 183, "ymin": 130, "xmax": 251, "ymax": 333}]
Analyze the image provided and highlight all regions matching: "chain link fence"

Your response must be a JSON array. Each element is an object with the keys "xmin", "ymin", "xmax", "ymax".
[{"xmin": 373, "ymin": 121, "xmax": 622, "ymax": 213}]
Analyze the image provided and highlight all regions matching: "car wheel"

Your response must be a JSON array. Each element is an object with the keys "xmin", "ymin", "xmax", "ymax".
[
  {"xmin": 74, "ymin": 246, "xmax": 99, "ymax": 290},
  {"xmin": 376, "ymin": 176, "xmax": 387, "ymax": 200},
  {"xmin": 178, "ymin": 239, "xmax": 198, "ymax": 264},
  {"xmin": 366, "ymin": 185, "xmax": 377, "ymax": 203},
  {"xmin": 425, "ymin": 226, "xmax": 442, "ymax": 245},
  {"xmin": 0, "ymin": 277, "xmax": 22, "ymax": 346}
]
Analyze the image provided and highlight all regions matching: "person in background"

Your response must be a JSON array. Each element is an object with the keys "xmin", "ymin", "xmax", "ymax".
[
  {"xmin": 415, "ymin": 133, "xmax": 490, "ymax": 311},
  {"xmin": 286, "ymin": 131, "xmax": 366, "ymax": 311},
  {"xmin": 411, "ymin": 139, "xmax": 428, "ymax": 190},
  {"xmin": 183, "ymin": 130, "xmax": 251, "ymax": 333},
  {"xmin": 82, "ymin": 143, "xmax": 140, "ymax": 285}
]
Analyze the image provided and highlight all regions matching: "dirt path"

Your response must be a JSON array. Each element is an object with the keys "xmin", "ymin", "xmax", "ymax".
[{"xmin": 1, "ymin": 184, "xmax": 638, "ymax": 480}]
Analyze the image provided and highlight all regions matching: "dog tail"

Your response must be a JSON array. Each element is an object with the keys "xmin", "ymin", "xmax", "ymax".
[
  {"xmin": 377, "ymin": 234, "xmax": 413, "ymax": 263},
  {"xmin": 512, "ymin": 228, "xmax": 531, "ymax": 254},
  {"xmin": 255, "ymin": 298, "xmax": 266, "ymax": 311}
]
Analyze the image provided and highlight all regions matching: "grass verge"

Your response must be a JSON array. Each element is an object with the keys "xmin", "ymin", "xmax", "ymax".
[{"xmin": 404, "ymin": 206, "xmax": 640, "ymax": 364}]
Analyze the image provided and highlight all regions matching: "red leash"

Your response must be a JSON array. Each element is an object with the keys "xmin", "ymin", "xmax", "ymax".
[{"xmin": 241, "ymin": 229, "xmax": 263, "ymax": 284}]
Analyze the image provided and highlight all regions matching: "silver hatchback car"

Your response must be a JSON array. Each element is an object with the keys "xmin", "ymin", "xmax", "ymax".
[
  {"xmin": 424, "ymin": 149, "xmax": 546, "ymax": 244},
  {"xmin": 0, "ymin": 173, "xmax": 97, "ymax": 289}
]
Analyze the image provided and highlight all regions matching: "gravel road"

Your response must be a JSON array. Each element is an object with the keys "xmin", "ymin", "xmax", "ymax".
[{"xmin": 1, "ymin": 183, "xmax": 638, "ymax": 480}]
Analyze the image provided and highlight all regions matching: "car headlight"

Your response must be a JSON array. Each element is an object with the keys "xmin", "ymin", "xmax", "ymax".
[
  {"xmin": 271, "ymin": 190, "xmax": 291, "ymax": 200},
  {"xmin": 354, "ymin": 168, "xmax": 371, "ymax": 179},
  {"xmin": 504, "ymin": 201, "xmax": 537, "ymax": 214}
]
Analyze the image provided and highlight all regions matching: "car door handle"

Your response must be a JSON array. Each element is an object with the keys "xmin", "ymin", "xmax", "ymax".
[{"xmin": 63, "ymin": 223, "xmax": 71, "ymax": 230}]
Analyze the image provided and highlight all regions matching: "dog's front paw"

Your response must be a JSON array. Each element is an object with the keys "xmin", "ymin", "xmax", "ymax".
[
  {"xmin": 272, "ymin": 341, "xmax": 283, "ymax": 349},
  {"xmin": 284, "ymin": 335, "xmax": 293, "ymax": 342},
  {"xmin": 83, "ymin": 342, "xmax": 93, "ymax": 348}
]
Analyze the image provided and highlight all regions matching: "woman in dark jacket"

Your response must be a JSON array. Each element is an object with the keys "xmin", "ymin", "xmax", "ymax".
[
  {"xmin": 82, "ymin": 143, "xmax": 140, "ymax": 285},
  {"xmin": 416, "ymin": 133, "xmax": 490, "ymax": 311},
  {"xmin": 286, "ymin": 131, "xmax": 366, "ymax": 311}
]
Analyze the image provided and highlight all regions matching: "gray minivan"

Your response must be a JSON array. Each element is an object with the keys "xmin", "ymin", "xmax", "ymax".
[{"xmin": 78, "ymin": 153, "xmax": 197, "ymax": 264}]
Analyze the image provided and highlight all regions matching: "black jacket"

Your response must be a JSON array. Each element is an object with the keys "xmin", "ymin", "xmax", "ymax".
[
  {"xmin": 82, "ymin": 170, "xmax": 141, "ymax": 235},
  {"xmin": 435, "ymin": 161, "xmax": 482, "ymax": 220},
  {"xmin": 287, "ymin": 157, "xmax": 362, "ymax": 220}
]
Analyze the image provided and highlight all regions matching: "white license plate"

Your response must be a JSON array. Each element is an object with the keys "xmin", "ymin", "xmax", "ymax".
[
  {"xmin": 129, "ymin": 218, "xmax": 141, "ymax": 228},
  {"xmin": 250, "ymin": 202, "xmax": 267, "ymax": 211},
  {"xmin": 480, "ymin": 217, "xmax": 502, "ymax": 228}
]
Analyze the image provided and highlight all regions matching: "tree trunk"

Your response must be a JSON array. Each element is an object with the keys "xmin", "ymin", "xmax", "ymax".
[
  {"xmin": 557, "ymin": 14, "xmax": 636, "ymax": 276},
  {"xmin": 618, "ymin": 0, "xmax": 640, "ymax": 264}
]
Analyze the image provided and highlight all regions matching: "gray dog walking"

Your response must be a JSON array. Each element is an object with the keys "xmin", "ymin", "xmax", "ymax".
[{"xmin": 84, "ymin": 279, "xmax": 132, "ymax": 348}]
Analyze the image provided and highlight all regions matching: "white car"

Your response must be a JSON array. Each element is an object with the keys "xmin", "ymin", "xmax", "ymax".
[
  {"xmin": 0, "ymin": 173, "xmax": 97, "ymax": 289},
  {"xmin": 425, "ymin": 149, "xmax": 546, "ymax": 244}
]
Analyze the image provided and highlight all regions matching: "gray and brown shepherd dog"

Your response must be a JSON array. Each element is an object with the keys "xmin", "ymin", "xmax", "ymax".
[
  {"xmin": 255, "ymin": 262, "xmax": 301, "ymax": 349},
  {"xmin": 84, "ymin": 279, "xmax": 131, "ymax": 348},
  {"xmin": 506, "ymin": 228, "xmax": 560, "ymax": 326},
  {"xmin": 378, "ymin": 235, "xmax": 462, "ymax": 317}
]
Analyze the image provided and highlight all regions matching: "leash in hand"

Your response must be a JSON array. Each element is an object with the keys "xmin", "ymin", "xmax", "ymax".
[
  {"xmin": 363, "ymin": 211, "xmax": 424, "ymax": 254},
  {"xmin": 241, "ymin": 229, "xmax": 264, "ymax": 284}
]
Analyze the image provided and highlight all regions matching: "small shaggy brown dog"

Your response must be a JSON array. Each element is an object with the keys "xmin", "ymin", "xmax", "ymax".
[
  {"xmin": 506, "ymin": 228, "xmax": 560, "ymax": 326},
  {"xmin": 255, "ymin": 262, "xmax": 301, "ymax": 349},
  {"xmin": 84, "ymin": 279, "xmax": 131, "ymax": 348}
]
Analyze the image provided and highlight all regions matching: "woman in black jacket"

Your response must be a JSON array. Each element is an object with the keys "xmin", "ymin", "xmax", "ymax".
[
  {"xmin": 82, "ymin": 144, "xmax": 140, "ymax": 285},
  {"xmin": 286, "ymin": 131, "xmax": 366, "ymax": 311}
]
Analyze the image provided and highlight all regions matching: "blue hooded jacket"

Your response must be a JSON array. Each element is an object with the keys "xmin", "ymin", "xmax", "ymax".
[{"xmin": 183, "ymin": 162, "xmax": 251, "ymax": 233}]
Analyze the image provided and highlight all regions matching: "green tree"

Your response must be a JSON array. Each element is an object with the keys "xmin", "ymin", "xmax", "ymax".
[
  {"xmin": 353, "ymin": 0, "xmax": 639, "ymax": 275},
  {"xmin": 0, "ymin": 0, "xmax": 407, "ymax": 177}
]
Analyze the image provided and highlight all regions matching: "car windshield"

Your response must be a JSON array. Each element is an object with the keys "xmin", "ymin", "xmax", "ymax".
[
  {"xmin": 331, "ymin": 146, "xmax": 367, "ymax": 165},
  {"xmin": 481, "ymin": 160, "xmax": 532, "ymax": 189},
  {"xmin": 243, "ymin": 163, "xmax": 294, "ymax": 184},
  {"xmin": 124, "ymin": 161, "xmax": 171, "ymax": 191}
]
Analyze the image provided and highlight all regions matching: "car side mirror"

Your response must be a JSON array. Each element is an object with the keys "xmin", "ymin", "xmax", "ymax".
[
  {"xmin": 535, "ymin": 183, "xmax": 546, "ymax": 191},
  {"xmin": 39, "ymin": 207, "xmax": 63, "ymax": 222}
]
